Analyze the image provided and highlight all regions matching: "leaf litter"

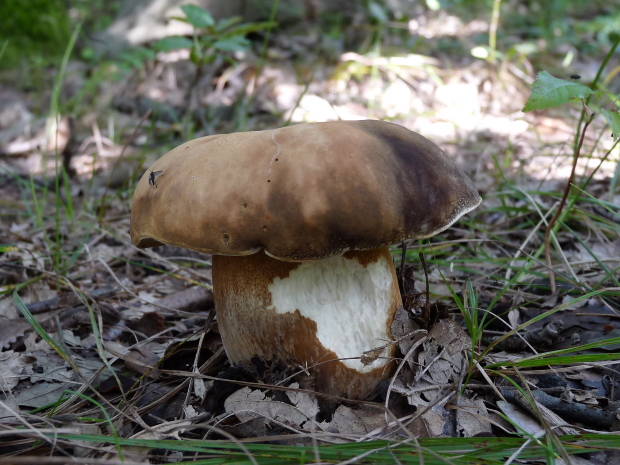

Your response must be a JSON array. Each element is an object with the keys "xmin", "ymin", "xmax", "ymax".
[{"xmin": 1, "ymin": 4, "xmax": 620, "ymax": 462}]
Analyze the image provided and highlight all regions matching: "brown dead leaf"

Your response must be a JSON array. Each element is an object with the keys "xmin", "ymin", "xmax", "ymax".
[
  {"xmin": 0, "ymin": 296, "xmax": 19, "ymax": 319},
  {"xmin": 409, "ymin": 407, "xmax": 448, "ymax": 438},
  {"xmin": 569, "ymin": 390, "xmax": 600, "ymax": 406},
  {"xmin": 0, "ymin": 396, "xmax": 19, "ymax": 420},
  {"xmin": 224, "ymin": 386, "xmax": 317, "ymax": 430},
  {"xmin": 556, "ymin": 456, "xmax": 598, "ymax": 465},
  {"xmin": 320, "ymin": 405, "xmax": 387, "ymax": 435},
  {"xmin": 158, "ymin": 286, "xmax": 212, "ymax": 313},
  {"xmin": 104, "ymin": 341, "xmax": 161, "ymax": 379},
  {"xmin": 405, "ymin": 318, "xmax": 470, "ymax": 407},
  {"xmin": 417, "ymin": 318, "xmax": 470, "ymax": 384},
  {"xmin": 285, "ymin": 383, "xmax": 320, "ymax": 420},
  {"xmin": 0, "ymin": 350, "xmax": 30, "ymax": 390},
  {"xmin": 0, "ymin": 317, "xmax": 32, "ymax": 349},
  {"xmin": 23, "ymin": 332, "xmax": 55, "ymax": 353},
  {"xmin": 496, "ymin": 400, "xmax": 544, "ymax": 435},
  {"xmin": 129, "ymin": 311, "xmax": 168, "ymax": 337},
  {"xmin": 391, "ymin": 305, "xmax": 421, "ymax": 358},
  {"xmin": 7, "ymin": 242, "xmax": 47, "ymax": 271},
  {"xmin": 455, "ymin": 397, "xmax": 492, "ymax": 437},
  {"xmin": 14, "ymin": 381, "xmax": 71, "ymax": 408}
]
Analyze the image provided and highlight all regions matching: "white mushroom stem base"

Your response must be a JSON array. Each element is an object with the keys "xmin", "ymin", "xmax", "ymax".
[{"xmin": 212, "ymin": 247, "xmax": 402, "ymax": 399}]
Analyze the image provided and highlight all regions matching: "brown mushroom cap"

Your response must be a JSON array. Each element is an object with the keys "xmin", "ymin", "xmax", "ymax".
[{"xmin": 130, "ymin": 120, "xmax": 480, "ymax": 260}]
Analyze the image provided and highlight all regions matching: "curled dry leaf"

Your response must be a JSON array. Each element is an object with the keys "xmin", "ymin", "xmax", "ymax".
[
  {"xmin": 14, "ymin": 381, "xmax": 72, "ymax": 408},
  {"xmin": 0, "ymin": 350, "xmax": 30, "ymax": 391},
  {"xmin": 405, "ymin": 318, "xmax": 470, "ymax": 407},
  {"xmin": 0, "ymin": 317, "xmax": 32, "ymax": 349},
  {"xmin": 496, "ymin": 400, "xmax": 545, "ymax": 436},
  {"xmin": 556, "ymin": 456, "xmax": 599, "ymax": 465},
  {"xmin": 455, "ymin": 397, "xmax": 492, "ymax": 437},
  {"xmin": 399, "ymin": 319, "xmax": 473, "ymax": 437},
  {"xmin": 391, "ymin": 305, "xmax": 421, "ymax": 359},
  {"xmin": 104, "ymin": 341, "xmax": 161, "ymax": 379},
  {"xmin": 158, "ymin": 286, "xmax": 213, "ymax": 313},
  {"xmin": 417, "ymin": 318, "xmax": 470, "ymax": 385},
  {"xmin": 320, "ymin": 405, "xmax": 387, "ymax": 436},
  {"xmin": 285, "ymin": 383, "xmax": 320, "ymax": 420},
  {"xmin": 0, "ymin": 297, "xmax": 19, "ymax": 319},
  {"xmin": 224, "ymin": 386, "xmax": 317, "ymax": 430},
  {"xmin": 0, "ymin": 397, "xmax": 19, "ymax": 420},
  {"xmin": 420, "ymin": 408, "xmax": 448, "ymax": 437}
]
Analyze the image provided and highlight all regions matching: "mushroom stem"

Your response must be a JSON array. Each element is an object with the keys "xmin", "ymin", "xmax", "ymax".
[{"xmin": 212, "ymin": 247, "xmax": 402, "ymax": 399}]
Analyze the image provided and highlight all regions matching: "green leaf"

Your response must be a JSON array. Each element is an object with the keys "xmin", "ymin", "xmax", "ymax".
[
  {"xmin": 180, "ymin": 4, "xmax": 214, "ymax": 29},
  {"xmin": 601, "ymin": 108, "xmax": 620, "ymax": 140},
  {"xmin": 213, "ymin": 36, "xmax": 249, "ymax": 52},
  {"xmin": 222, "ymin": 20, "xmax": 277, "ymax": 37},
  {"xmin": 496, "ymin": 352, "xmax": 620, "ymax": 368},
  {"xmin": 153, "ymin": 36, "xmax": 193, "ymax": 52},
  {"xmin": 118, "ymin": 46, "xmax": 154, "ymax": 69},
  {"xmin": 39, "ymin": 431, "xmax": 620, "ymax": 464},
  {"xmin": 523, "ymin": 71, "xmax": 593, "ymax": 112},
  {"xmin": 214, "ymin": 16, "xmax": 242, "ymax": 33},
  {"xmin": 368, "ymin": 1, "xmax": 389, "ymax": 23}
]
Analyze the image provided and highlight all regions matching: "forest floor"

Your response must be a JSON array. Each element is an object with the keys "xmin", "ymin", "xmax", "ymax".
[{"xmin": 1, "ymin": 2, "xmax": 620, "ymax": 464}]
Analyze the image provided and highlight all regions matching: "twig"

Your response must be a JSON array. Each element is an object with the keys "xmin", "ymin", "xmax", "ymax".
[
  {"xmin": 501, "ymin": 388, "xmax": 618, "ymax": 430},
  {"xmin": 488, "ymin": 0, "xmax": 502, "ymax": 63},
  {"xmin": 544, "ymin": 35, "xmax": 620, "ymax": 294},
  {"xmin": 544, "ymin": 112, "xmax": 594, "ymax": 294},
  {"xmin": 25, "ymin": 287, "xmax": 116, "ymax": 314}
]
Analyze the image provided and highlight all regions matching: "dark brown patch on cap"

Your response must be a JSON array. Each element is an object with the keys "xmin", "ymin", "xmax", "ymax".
[{"xmin": 130, "ymin": 120, "xmax": 480, "ymax": 260}]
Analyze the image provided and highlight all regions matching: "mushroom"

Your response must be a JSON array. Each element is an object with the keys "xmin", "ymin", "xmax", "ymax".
[{"xmin": 130, "ymin": 120, "xmax": 481, "ymax": 399}]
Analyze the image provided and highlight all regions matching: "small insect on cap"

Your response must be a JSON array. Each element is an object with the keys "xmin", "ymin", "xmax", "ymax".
[{"xmin": 130, "ymin": 120, "xmax": 481, "ymax": 259}]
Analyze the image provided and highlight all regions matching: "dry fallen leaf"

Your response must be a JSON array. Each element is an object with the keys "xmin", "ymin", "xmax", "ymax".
[
  {"xmin": 224, "ymin": 386, "xmax": 316, "ymax": 430},
  {"xmin": 321, "ymin": 404, "xmax": 387, "ymax": 436},
  {"xmin": 417, "ymin": 318, "xmax": 470, "ymax": 385},
  {"xmin": 414, "ymin": 407, "xmax": 448, "ymax": 438},
  {"xmin": 285, "ymin": 383, "xmax": 320, "ymax": 420},
  {"xmin": 404, "ymin": 318, "xmax": 470, "ymax": 407},
  {"xmin": 0, "ymin": 297, "xmax": 19, "ymax": 319},
  {"xmin": 0, "ymin": 317, "xmax": 32, "ymax": 349},
  {"xmin": 556, "ymin": 456, "xmax": 598, "ymax": 465},
  {"xmin": 455, "ymin": 397, "xmax": 492, "ymax": 437},
  {"xmin": 13, "ymin": 381, "xmax": 71, "ymax": 408},
  {"xmin": 104, "ymin": 341, "xmax": 161, "ymax": 379},
  {"xmin": 0, "ymin": 350, "xmax": 30, "ymax": 390},
  {"xmin": 391, "ymin": 305, "xmax": 421, "ymax": 359},
  {"xmin": 496, "ymin": 400, "xmax": 544, "ymax": 435},
  {"xmin": 0, "ymin": 396, "xmax": 19, "ymax": 420}
]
